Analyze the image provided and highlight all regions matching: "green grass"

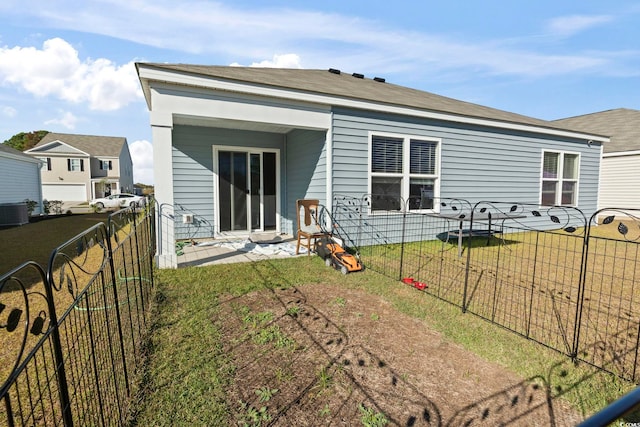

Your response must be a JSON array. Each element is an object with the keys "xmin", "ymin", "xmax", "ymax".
[
  {"xmin": 132, "ymin": 256, "xmax": 635, "ymax": 426},
  {"xmin": 0, "ymin": 213, "xmax": 110, "ymax": 272}
]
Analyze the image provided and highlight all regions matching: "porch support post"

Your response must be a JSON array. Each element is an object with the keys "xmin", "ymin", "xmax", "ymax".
[
  {"xmin": 325, "ymin": 114, "xmax": 333, "ymax": 212},
  {"xmin": 151, "ymin": 111, "xmax": 177, "ymax": 268}
]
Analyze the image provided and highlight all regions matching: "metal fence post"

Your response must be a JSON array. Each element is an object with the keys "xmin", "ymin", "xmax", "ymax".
[
  {"xmin": 106, "ymin": 213, "xmax": 131, "ymax": 397},
  {"xmin": 398, "ymin": 208, "xmax": 407, "ymax": 281},
  {"xmin": 44, "ymin": 253, "xmax": 74, "ymax": 427}
]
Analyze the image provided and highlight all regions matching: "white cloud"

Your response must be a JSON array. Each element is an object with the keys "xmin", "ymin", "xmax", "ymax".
[
  {"xmin": 44, "ymin": 110, "xmax": 78, "ymax": 129},
  {"xmin": 1, "ymin": 105, "xmax": 16, "ymax": 117},
  {"xmin": 231, "ymin": 53, "xmax": 302, "ymax": 68},
  {"xmin": 3, "ymin": 2, "xmax": 630, "ymax": 80},
  {"xmin": 0, "ymin": 37, "xmax": 142, "ymax": 111},
  {"xmin": 546, "ymin": 15, "xmax": 613, "ymax": 37},
  {"xmin": 129, "ymin": 139, "xmax": 154, "ymax": 184}
]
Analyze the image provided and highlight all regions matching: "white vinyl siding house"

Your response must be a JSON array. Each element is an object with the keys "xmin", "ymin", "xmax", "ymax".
[
  {"xmin": 553, "ymin": 108, "xmax": 640, "ymax": 211},
  {"xmin": 599, "ymin": 152, "xmax": 640, "ymax": 208},
  {"xmin": 0, "ymin": 144, "xmax": 44, "ymax": 216},
  {"xmin": 137, "ymin": 64, "xmax": 608, "ymax": 268}
]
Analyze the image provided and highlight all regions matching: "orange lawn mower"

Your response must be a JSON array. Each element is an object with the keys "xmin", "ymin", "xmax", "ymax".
[{"xmin": 315, "ymin": 235, "xmax": 364, "ymax": 275}]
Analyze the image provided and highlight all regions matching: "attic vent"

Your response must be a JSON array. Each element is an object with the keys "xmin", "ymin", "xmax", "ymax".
[
  {"xmin": 374, "ymin": 77, "xmax": 386, "ymax": 83},
  {"xmin": 352, "ymin": 73, "xmax": 364, "ymax": 79},
  {"xmin": 328, "ymin": 68, "xmax": 341, "ymax": 74}
]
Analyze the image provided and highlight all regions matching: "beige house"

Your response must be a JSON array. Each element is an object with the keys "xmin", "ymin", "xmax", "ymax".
[
  {"xmin": 25, "ymin": 132, "xmax": 134, "ymax": 203},
  {"xmin": 554, "ymin": 108, "xmax": 640, "ymax": 210}
]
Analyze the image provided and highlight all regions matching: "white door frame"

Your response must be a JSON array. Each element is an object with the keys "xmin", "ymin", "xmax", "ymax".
[{"xmin": 213, "ymin": 145, "xmax": 280, "ymax": 235}]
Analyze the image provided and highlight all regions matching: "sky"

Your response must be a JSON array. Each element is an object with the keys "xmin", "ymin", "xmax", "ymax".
[{"xmin": 0, "ymin": 1, "xmax": 639, "ymax": 185}]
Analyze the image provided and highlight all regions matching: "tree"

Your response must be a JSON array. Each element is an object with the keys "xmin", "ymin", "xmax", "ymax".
[{"xmin": 2, "ymin": 130, "xmax": 50, "ymax": 151}]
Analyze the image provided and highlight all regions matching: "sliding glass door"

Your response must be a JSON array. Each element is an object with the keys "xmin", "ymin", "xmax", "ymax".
[{"xmin": 217, "ymin": 149, "xmax": 277, "ymax": 233}]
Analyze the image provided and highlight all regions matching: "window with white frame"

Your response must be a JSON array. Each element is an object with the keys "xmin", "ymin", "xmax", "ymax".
[
  {"xmin": 100, "ymin": 160, "xmax": 112, "ymax": 170},
  {"xmin": 68, "ymin": 158, "xmax": 83, "ymax": 172},
  {"xmin": 370, "ymin": 134, "xmax": 439, "ymax": 211},
  {"xmin": 39, "ymin": 157, "xmax": 51, "ymax": 171},
  {"xmin": 541, "ymin": 151, "xmax": 579, "ymax": 206}
]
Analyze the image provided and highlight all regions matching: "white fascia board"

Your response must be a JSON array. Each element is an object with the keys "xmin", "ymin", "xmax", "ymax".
[
  {"xmin": 603, "ymin": 150, "xmax": 640, "ymax": 158},
  {"xmin": 149, "ymin": 83, "xmax": 331, "ymax": 130},
  {"xmin": 138, "ymin": 65, "xmax": 609, "ymax": 143},
  {"xmin": 25, "ymin": 140, "xmax": 92, "ymax": 157}
]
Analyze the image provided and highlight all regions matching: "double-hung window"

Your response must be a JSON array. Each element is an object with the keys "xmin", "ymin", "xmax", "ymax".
[
  {"xmin": 100, "ymin": 160, "xmax": 112, "ymax": 170},
  {"xmin": 68, "ymin": 158, "xmax": 84, "ymax": 172},
  {"xmin": 39, "ymin": 157, "xmax": 52, "ymax": 171},
  {"xmin": 541, "ymin": 151, "xmax": 579, "ymax": 206},
  {"xmin": 370, "ymin": 134, "xmax": 440, "ymax": 211}
]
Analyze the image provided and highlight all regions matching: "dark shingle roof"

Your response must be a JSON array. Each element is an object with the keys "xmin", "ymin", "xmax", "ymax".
[
  {"xmin": 34, "ymin": 132, "xmax": 127, "ymax": 157},
  {"xmin": 0, "ymin": 143, "xmax": 30, "ymax": 157},
  {"xmin": 138, "ymin": 63, "xmax": 585, "ymax": 134},
  {"xmin": 553, "ymin": 109, "xmax": 640, "ymax": 153}
]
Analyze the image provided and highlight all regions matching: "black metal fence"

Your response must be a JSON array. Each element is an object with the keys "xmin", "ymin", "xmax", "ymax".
[
  {"xmin": 0, "ymin": 206, "xmax": 155, "ymax": 426},
  {"xmin": 330, "ymin": 194, "xmax": 640, "ymax": 382}
]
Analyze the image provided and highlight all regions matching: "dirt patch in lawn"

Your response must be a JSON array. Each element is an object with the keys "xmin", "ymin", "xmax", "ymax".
[{"xmin": 214, "ymin": 283, "xmax": 582, "ymax": 426}]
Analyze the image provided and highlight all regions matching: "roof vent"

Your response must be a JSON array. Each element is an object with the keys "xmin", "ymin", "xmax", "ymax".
[
  {"xmin": 374, "ymin": 77, "xmax": 386, "ymax": 83},
  {"xmin": 328, "ymin": 68, "xmax": 341, "ymax": 75},
  {"xmin": 352, "ymin": 72, "xmax": 364, "ymax": 79}
]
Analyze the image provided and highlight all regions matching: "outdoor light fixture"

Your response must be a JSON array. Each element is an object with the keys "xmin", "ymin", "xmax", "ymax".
[
  {"xmin": 328, "ymin": 68, "xmax": 341, "ymax": 74},
  {"xmin": 352, "ymin": 72, "xmax": 364, "ymax": 79},
  {"xmin": 374, "ymin": 77, "xmax": 386, "ymax": 83}
]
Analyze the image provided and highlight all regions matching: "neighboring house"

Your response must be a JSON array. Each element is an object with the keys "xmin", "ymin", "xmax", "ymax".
[
  {"xmin": 24, "ymin": 132, "xmax": 135, "ymax": 203},
  {"xmin": 553, "ymin": 108, "xmax": 640, "ymax": 210},
  {"xmin": 0, "ymin": 143, "xmax": 44, "ymax": 217},
  {"xmin": 136, "ymin": 63, "xmax": 608, "ymax": 268}
]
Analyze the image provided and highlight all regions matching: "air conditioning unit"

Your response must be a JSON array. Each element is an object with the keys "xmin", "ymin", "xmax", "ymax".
[
  {"xmin": 0, "ymin": 202, "xmax": 29, "ymax": 226},
  {"xmin": 182, "ymin": 214, "xmax": 193, "ymax": 224}
]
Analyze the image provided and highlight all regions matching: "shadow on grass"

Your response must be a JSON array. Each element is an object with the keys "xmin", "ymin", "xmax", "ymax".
[{"xmin": 212, "ymin": 260, "xmax": 592, "ymax": 426}]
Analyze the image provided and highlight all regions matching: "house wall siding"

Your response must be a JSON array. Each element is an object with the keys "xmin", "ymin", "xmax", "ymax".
[
  {"xmin": 331, "ymin": 108, "xmax": 600, "ymax": 212},
  {"xmin": 330, "ymin": 108, "xmax": 601, "ymax": 245},
  {"xmin": 284, "ymin": 129, "xmax": 327, "ymax": 235},
  {"xmin": 599, "ymin": 154, "xmax": 640, "ymax": 210},
  {"xmin": 172, "ymin": 125, "xmax": 285, "ymax": 239},
  {"xmin": 118, "ymin": 145, "xmax": 135, "ymax": 192},
  {"xmin": 0, "ymin": 156, "xmax": 43, "ymax": 214}
]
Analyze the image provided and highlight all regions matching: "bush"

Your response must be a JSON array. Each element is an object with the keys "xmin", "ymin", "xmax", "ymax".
[
  {"xmin": 43, "ymin": 200, "xmax": 63, "ymax": 215},
  {"xmin": 23, "ymin": 199, "xmax": 38, "ymax": 216}
]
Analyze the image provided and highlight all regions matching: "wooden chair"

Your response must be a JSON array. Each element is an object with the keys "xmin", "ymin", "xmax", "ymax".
[{"xmin": 295, "ymin": 199, "xmax": 327, "ymax": 256}]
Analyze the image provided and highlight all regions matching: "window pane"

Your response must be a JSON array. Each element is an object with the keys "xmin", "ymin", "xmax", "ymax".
[
  {"xmin": 561, "ymin": 181, "xmax": 576, "ymax": 205},
  {"xmin": 410, "ymin": 140, "xmax": 437, "ymax": 174},
  {"xmin": 541, "ymin": 181, "xmax": 557, "ymax": 205},
  {"xmin": 563, "ymin": 154, "xmax": 578, "ymax": 179},
  {"xmin": 371, "ymin": 176, "xmax": 402, "ymax": 211},
  {"xmin": 408, "ymin": 178, "xmax": 434, "ymax": 210},
  {"xmin": 543, "ymin": 152, "xmax": 559, "ymax": 178},
  {"xmin": 372, "ymin": 136, "xmax": 403, "ymax": 173}
]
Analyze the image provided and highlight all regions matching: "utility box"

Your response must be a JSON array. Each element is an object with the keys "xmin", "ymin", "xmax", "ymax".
[{"xmin": 0, "ymin": 202, "xmax": 29, "ymax": 226}]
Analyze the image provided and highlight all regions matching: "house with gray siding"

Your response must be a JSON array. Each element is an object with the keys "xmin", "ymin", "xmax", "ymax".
[
  {"xmin": 0, "ymin": 143, "xmax": 44, "ymax": 217},
  {"xmin": 136, "ymin": 63, "xmax": 608, "ymax": 268},
  {"xmin": 553, "ymin": 108, "xmax": 640, "ymax": 211}
]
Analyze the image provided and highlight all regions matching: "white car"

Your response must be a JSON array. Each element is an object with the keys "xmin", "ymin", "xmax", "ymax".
[{"xmin": 90, "ymin": 193, "xmax": 146, "ymax": 210}]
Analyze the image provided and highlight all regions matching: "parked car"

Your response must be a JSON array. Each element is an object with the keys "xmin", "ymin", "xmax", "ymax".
[{"xmin": 90, "ymin": 193, "xmax": 146, "ymax": 210}]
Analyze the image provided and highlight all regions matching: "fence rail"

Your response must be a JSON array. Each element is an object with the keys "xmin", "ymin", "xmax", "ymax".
[
  {"xmin": 0, "ymin": 206, "xmax": 155, "ymax": 426},
  {"xmin": 331, "ymin": 194, "xmax": 640, "ymax": 382}
]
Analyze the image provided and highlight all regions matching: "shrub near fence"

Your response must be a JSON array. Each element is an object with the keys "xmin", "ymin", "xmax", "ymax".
[
  {"xmin": 331, "ymin": 194, "xmax": 640, "ymax": 382},
  {"xmin": 0, "ymin": 206, "xmax": 155, "ymax": 426}
]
